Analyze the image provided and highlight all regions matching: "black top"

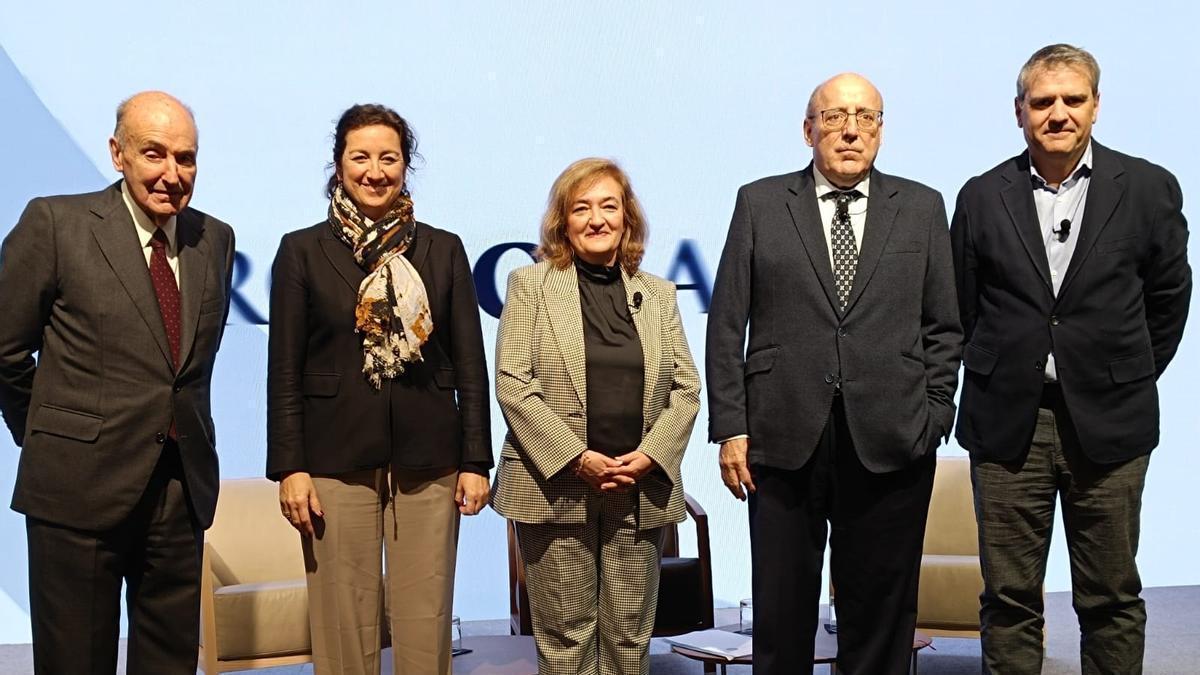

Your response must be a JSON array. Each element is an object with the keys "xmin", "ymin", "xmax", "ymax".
[{"xmin": 577, "ymin": 259, "xmax": 644, "ymax": 456}]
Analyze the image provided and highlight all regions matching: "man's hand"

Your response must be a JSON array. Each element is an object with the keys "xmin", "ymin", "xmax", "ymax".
[
  {"xmin": 719, "ymin": 438, "xmax": 756, "ymax": 500},
  {"xmin": 279, "ymin": 471, "xmax": 323, "ymax": 536},
  {"xmin": 455, "ymin": 472, "xmax": 490, "ymax": 516},
  {"xmin": 606, "ymin": 450, "xmax": 658, "ymax": 491}
]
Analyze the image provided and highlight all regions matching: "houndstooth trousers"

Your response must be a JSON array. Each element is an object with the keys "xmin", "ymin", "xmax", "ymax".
[{"xmin": 515, "ymin": 489, "xmax": 664, "ymax": 675}]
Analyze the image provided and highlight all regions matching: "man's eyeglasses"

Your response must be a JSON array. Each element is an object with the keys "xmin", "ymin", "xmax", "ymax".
[{"xmin": 811, "ymin": 108, "xmax": 883, "ymax": 132}]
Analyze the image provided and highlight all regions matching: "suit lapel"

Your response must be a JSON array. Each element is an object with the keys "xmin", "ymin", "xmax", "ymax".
[
  {"xmin": 1058, "ymin": 143, "xmax": 1125, "ymax": 297},
  {"xmin": 543, "ymin": 264, "xmax": 588, "ymax": 410},
  {"xmin": 319, "ymin": 223, "xmax": 366, "ymax": 293},
  {"xmin": 843, "ymin": 169, "xmax": 898, "ymax": 315},
  {"xmin": 785, "ymin": 167, "xmax": 842, "ymax": 315},
  {"xmin": 1000, "ymin": 153, "xmax": 1054, "ymax": 290},
  {"xmin": 176, "ymin": 210, "xmax": 210, "ymax": 369},
  {"xmin": 89, "ymin": 184, "xmax": 174, "ymax": 369},
  {"xmin": 624, "ymin": 271, "xmax": 661, "ymax": 425}
]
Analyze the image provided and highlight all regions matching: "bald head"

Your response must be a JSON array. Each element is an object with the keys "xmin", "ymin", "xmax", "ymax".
[
  {"xmin": 108, "ymin": 91, "xmax": 199, "ymax": 226},
  {"xmin": 806, "ymin": 73, "xmax": 883, "ymax": 118},
  {"xmin": 113, "ymin": 91, "xmax": 196, "ymax": 148},
  {"xmin": 803, "ymin": 73, "xmax": 884, "ymax": 188}
]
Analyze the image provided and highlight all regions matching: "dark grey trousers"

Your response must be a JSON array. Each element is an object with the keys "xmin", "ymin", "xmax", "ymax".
[{"xmin": 972, "ymin": 407, "xmax": 1149, "ymax": 675}]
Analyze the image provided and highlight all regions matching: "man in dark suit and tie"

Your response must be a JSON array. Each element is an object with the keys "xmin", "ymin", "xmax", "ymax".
[
  {"xmin": 707, "ymin": 73, "xmax": 962, "ymax": 674},
  {"xmin": 0, "ymin": 91, "xmax": 235, "ymax": 674},
  {"xmin": 951, "ymin": 44, "xmax": 1190, "ymax": 674}
]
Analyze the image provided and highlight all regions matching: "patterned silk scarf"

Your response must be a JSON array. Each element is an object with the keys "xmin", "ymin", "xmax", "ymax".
[{"xmin": 328, "ymin": 184, "xmax": 433, "ymax": 389}]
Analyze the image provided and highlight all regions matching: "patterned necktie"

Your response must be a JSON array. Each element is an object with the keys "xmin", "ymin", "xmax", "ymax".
[
  {"xmin": 148, "ymin": 227, "xmax": 181, "ymax": 370},
  {"xmin": 824, "ymin": 189, "xmax": 864, "ymax": 310}
]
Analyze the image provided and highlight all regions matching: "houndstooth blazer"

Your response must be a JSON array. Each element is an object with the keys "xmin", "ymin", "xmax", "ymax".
[{"xmin": 491, "ymin": 260, "xmax": 701, "ymax": 530}]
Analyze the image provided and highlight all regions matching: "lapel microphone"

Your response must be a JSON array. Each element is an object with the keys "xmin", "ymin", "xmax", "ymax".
[{"xmin": 1054, "ymin": 219, "xmax": 1071, "ymax": 243}]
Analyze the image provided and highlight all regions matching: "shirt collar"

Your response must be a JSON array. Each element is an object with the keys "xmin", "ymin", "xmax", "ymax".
[
  {"xmin": 121, "ymin": 180, "xmax": 177, "ymax": 253},
  {"xmin": 1031, "ymin": 141, "xmax": 1093, "ymax": 191},
  {"xmin": 814, "ymin": 167, "xmax": 871, "ymax": 199}
]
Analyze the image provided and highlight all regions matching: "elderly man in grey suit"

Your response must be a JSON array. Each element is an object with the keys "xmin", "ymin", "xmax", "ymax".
[
  {"xmin": 707, "ymin": 73, "xmax": 961, "ymax": 674},
  {"xmin": 0, "ymin": 91, "xmax": 234, "ymax": 674}
]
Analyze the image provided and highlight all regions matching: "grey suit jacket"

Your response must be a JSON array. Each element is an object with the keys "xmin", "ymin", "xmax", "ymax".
[
  {"xmin": 491, "ymin": 261, "xmax": 701, "ymax": 530},
  {"xmin": 0, "ymin": 182, "xmax": 235, "ymax": 530},
  {"xmin": 706, "ymin": 165, "xmax": 961, "ymax": 473}
]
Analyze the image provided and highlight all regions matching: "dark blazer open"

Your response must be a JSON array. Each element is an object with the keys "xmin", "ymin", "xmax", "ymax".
[
  {"xmin": 0, "ymin": 182, "xmax": 235, "ymax": 530},
  {"xmin": 266, "ymin": 220, "xmax": 492, "ymax": 479},
  {"xmin": 951, "ymin": 141, "xmax": 1191, "ymax": 463},
  {"xmin": 706, "ymin": 165, "xmax": 962, "ymax": 473}
]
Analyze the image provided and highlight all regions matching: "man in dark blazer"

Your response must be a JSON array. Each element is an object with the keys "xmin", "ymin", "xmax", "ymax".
[
  {"xmin": 951, "ymin": 44, "xmax": 1190, "ymax": 674},
  {"xmin": 707, "ymin": 73, "xmax": 961, "ymax": 674},
  {"xmin": 0, "ymin": 91, "xmax": 234, "ymax": 674}
]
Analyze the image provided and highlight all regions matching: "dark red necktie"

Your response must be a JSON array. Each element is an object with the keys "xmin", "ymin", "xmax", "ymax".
[{"xmin": 148, "ymin": 228, "xmax": 181, "ymax": 370}]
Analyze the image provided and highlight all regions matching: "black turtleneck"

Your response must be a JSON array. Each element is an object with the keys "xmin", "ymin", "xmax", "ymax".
[{"xmin": 576, "ymin": 259, "xmax": 644, "ymax": 456}]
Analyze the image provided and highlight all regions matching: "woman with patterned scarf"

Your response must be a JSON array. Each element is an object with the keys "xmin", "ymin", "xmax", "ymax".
[{"xmin": 266, "ymin": 104, "xmax": 492, "ymax": 675}]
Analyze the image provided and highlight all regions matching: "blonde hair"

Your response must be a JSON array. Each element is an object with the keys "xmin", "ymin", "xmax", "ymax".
[{"xmin": 536, "ymin": 158, "xmax": 647, "ymax": 275}]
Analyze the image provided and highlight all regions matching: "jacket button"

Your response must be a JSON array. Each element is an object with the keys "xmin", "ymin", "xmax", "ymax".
[
  {"xmin": 837, "ymin": 327, "xmax": 848, "ymax": 338},
  {"xmin": 155, "ymin": 432, "xmax": 167, "ymax": 444},
  {"xmin": 1050, "ymin": 315, "xmax": 1060, "ymax": 326},
  {"xmin": 1034, "ymin": 361, "xmax": 1044, "ymax": 371},
  {"xmin": 824, "ymin": 374, "xmax": 835, "ymax": 384},
  {"xmin": 173, "ymin": 384, "xmax": 183, "ymax": 393}
]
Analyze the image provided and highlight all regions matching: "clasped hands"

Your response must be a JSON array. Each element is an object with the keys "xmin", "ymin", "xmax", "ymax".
[{"xmin": 573, "ymin": 449, "xmax": 656, "ymax": 492}]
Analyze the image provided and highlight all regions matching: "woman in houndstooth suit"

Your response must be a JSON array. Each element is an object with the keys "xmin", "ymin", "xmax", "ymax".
[{"xmin": 492, "ymin": 157, "xmax": 701, "ymax": 675}]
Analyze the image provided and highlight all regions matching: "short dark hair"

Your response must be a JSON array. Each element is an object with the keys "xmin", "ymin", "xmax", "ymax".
[{"xmin": 325, "ymin": 104, "xmax": 420, "ymax": 197}]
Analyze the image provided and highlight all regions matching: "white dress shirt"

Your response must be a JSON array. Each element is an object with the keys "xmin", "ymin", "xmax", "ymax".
[
  {"xmin": 814, "ymin": 168, "xmax": 870, "ymax": 268},
  {"xmin": 121, "ymin": 180, "xmax": 180, "ymax": 285}
]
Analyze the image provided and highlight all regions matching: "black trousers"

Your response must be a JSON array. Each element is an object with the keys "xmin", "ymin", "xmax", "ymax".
[
  {"xmin": 26, "ymin": 442, "xmax": 203, "ymax": 675},
  {"xmin": 749, "ymin": 397, "xmax": 935, "ymax": 675}
]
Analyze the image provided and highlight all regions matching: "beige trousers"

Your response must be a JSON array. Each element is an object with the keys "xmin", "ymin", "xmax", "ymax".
[{"xmin": 303, "ymin": 467, "xmax": 460, "ymax": 675}]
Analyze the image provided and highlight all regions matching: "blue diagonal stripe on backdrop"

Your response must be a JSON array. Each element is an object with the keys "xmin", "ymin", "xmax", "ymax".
[{"xmin": 0, "ymin": 43, "xmax": 109, "ymax": 617}]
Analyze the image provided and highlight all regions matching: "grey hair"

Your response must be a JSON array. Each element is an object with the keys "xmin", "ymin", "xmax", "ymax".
[{"xmin": 1016, "ymin": 44, "xmax": 1100, "ymax": 100}]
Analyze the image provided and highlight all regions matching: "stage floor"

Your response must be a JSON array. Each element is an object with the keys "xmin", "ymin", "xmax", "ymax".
[{"xmin": 0, "ymin": 585, "xmax": 1196, "ymax": 673}]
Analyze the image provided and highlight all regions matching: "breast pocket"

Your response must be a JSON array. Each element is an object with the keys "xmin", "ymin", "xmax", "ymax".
[{"xmin": 1096, "ymin": 235, "xmax": 1139, "ymax": 255}]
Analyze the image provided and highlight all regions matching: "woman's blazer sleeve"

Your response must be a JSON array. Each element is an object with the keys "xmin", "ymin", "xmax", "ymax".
[
  {"xmin": 266, "ymin": 233, "xmax": 309, "ymax": 479},
  {"xmin": 494, "ymin": 267, "xmax": 587, "ymax": 480},
  {"xmin": 446, "ymin": 233, "xmax": 493, "ymax": 470},
  {"xmin": 637, "ymin": 284, "xmax": 700, "ymax": 484}
]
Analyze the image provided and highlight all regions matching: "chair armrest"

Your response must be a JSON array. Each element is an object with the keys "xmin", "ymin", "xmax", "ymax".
[{"xmin": 683, "ymin": 492, "xmax": 715, "ymax": 629}]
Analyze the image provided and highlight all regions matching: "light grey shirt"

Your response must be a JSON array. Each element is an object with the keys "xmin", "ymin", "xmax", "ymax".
[{"xmin": 1031, "ymin": 142, "xmax": 1092, "ymax": 381}]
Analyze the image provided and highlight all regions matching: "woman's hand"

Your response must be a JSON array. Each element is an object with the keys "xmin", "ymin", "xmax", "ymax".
[
  {"xmin": 455, "ymin": 472, "xmax": 490, "ymax": 516},
  {"xmin": 606, "ymin": 450, "xmax": 657, "ymax": 489},
  {"xmin": 279, "ymin": 471, "xmax": 323, "ymax": 536},
  {"xmin": 574, "ymin": 450, "xmax": 625, "ymax": 491}
]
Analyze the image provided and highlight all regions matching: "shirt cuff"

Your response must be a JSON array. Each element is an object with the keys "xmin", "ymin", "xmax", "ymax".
[{"xmin": 716, "ymin": 434, "xmax": 750, "ymax": 444}]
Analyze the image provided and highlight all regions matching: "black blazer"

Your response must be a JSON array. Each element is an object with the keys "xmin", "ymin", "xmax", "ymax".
[
  {"xmin": 951, "ymin": 141, "xmax": 1191, "ymax": 463},
  {"xmin": 706, "ymin": 165, "xmax": 962, "ymax": 473},
  {"xmin": 266, "ymin": 220, "xmax": 492, "ymax": 479},
  {"xmin": 0, "ymin": 182, "xmax": 234, "ymax": 530}
]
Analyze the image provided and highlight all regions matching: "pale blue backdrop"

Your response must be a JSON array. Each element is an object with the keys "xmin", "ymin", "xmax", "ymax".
[{"xmin": 0, "ymin": 0, "xmax": 1196, "ymax": 644}]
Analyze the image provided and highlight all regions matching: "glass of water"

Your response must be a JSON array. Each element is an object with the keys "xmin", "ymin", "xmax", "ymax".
[
  {"xmin": 739, "ymin": 598, "xmax": 753, "ymax": 634},
  {"xmin": 451, "ymin": 615, "xmax": 463, "ymax": 653}
]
